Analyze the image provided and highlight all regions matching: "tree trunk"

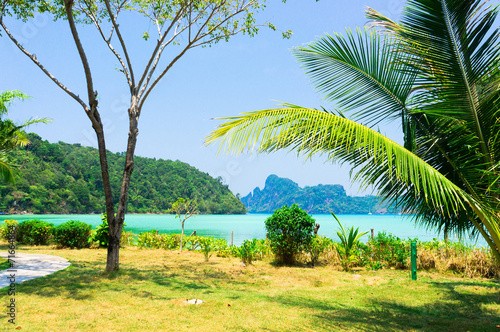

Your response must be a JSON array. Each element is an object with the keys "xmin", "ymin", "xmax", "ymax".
[
  {"xmin": 105, "ymin": 98, "xmax": 140, "ymax": 272},
  {"xmin": 180, "ymin": 222, "xmax": 185, "ymax": 253}
]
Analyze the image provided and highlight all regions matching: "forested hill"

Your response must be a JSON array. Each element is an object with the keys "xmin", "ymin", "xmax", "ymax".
[
  {"xmin": 0, "ymin": 133, "xmax": 246, "ymax": 214},
  {"xmin": 241, "ymin": 175, "xmax": 397, "ymax": 214}
]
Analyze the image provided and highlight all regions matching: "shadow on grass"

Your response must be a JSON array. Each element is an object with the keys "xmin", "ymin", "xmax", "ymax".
[
  {"xmin": 270, "ymin": 280, "xmax": 500, "ymax": 332},
  {"xmin": 0, "ymin": 249, "xmax": 250, "ymax": 302}
]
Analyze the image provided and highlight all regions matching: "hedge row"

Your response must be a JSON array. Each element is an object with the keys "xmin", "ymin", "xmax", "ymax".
[{"xmin": 1, "ymin": 219, "xmax": 92, "ymax": 248}]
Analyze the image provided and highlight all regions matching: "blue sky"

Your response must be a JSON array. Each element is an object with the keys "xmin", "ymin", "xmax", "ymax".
[{"xmin": 0, "ymin": 0, "xmax": 404, "ymax": 197}]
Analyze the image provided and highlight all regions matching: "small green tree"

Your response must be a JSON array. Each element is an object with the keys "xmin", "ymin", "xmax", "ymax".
[
  {"xmin": 265, "ymin": 204, "xmax": 315, "ymax": 265},
  {"xmin": 170, "ymin": 198, "xmax": 197, "ymax": 253}
]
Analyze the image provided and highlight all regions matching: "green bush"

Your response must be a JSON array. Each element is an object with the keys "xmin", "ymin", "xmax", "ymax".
[
  {"xmin": 213, "ymin": 238, "xmax": 232, "ymax": 257},
  {"xmin": 198, "ymin": 236, "xmax": 221, "ymax": 261},
  {"xmin": 136, "ymin": 231, "xmax": 180, "ymax": 249},
  {"xmin": 184, "ymin": 235, "xmax": 201, "ymax": 251},
  {"xmin": 54, "ymin": 220, "xmax": 92, "ymax": 248},
  {"xmin": 236, "ymin": 239, "xmax": 260, "ymax": 265},
  {"xmin": 306, "ymin": 235, "xmax": 334, "ymax": 266},
  {"xmin": 120, "ymin": 231, "xmax": 136, "ymax": 247},
  {"xmin": 89, "ymin": 213, "xmax": 129, "ymax": 247},
  {"xmin": 17, "ymin": 219, "xmax": 54, "ymax": 245},
  {"xmin": 265, "ymin": 204, "xmax": 315, "ymax": 264},
  {"xmin": 0, "ymin": 220, "xmax": 18, "ymax": 241},
  {"xmin": 365, "ymin": 232, "xmax": 410, "ymax": 269}
]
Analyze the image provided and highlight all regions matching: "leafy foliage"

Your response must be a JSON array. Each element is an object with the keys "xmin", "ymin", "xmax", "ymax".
[
  {"xmin": 236, "ymin": 239, "xmax": 259, "ymax": 265},
  {"xmin": 265, "ymin": 204, "xmax": 316, "ymax": 265},
  {"xmin": 306, "ymin": 235, "xmax": 334, "ymax": 266},
  {"xmin": 198, "ymin": 236, "xmax": 228, "ymax": 262},
  {"xmin": 0, "ymin": 219, "xmax": 17, "ymax": 241},
  {"xmin": 89, "ymin": 213, "xmax": 128, "ymax": 247},
  {"xmin": 16, "ymin": 219, "xmax": 54, "ymax": 245},
  {"xmin": 333, "ymin": 213, "xmax": 369, "ymax": 271},
  {"xmin": 53, "ymin": 220, "xmax": 92, "ymax": 249},
  {"xmin": 0, "ymin": 133, "xmax": 246, "ymax": 214},
  {"xmin": 0, "ymin": 91, "xmax": 48, "ymax": 184},
  {"xmin": 365, "ymin": 232, "xmax": 412, "ymax": 270},
  {"xmin": 137, "ymin": 231, "xmax": 177, "ymax": 249}
]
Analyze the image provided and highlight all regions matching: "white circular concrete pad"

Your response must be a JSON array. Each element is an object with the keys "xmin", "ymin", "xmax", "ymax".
[{"xmin": 0, "ymin": 253, "xmax": 71, "ymax": 288}]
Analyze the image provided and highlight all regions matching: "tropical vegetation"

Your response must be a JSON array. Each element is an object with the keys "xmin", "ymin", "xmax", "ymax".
[
  {"xmin": 265, "ymin": 204, "xmax": 316, "ymax": 264},
  {"xmin": 0, "ymin": 133, "xmax": 246, "ymax": 214},
  {"xmin": 333, "ymin": 212, "xmax": 369, "ymax": 271},
  {"xmin": 0, "ymin": 90, "xmax": 48, "ymax": 184},
  {"xmin": 206, "ymin": 0, "xmax": 500, "ymax": 264}
]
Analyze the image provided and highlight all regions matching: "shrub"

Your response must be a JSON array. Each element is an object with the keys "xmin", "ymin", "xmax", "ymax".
[
  {"xmin": 213, "ymin": 238, "xmax": 232, "ymax": 258},
  {"xmin": 89, "ymin": 213, "xmax": 130, "ymax": 247},
  {"xmin": 120, "ymin": 231, "xmax": 136, "ymax": 247},
  {"xmin": 416, "ymin": 240, "xmax": 500, "ymax": 278},
  {"xmin": 137, "ymin": 231, "xmax": 164, "ymax": 249},
  {"xmin": 365, "ymin": 232, "xmax": 410, "ymax": 269},
  {"xmin": 198, "ymin": 236, "xmax": 218, "ymax": 261},
  {"xmin": 253, "ymin": 238, "xmax": 272, "ymax": 260},
  {"xmin": 0, "ymin": 220, "xmax": 18, "ymax": 241},
  {"xmin": 306, "ymin": 235, "xmax": 333, "ymax": 266},
  {"xmin": 17, "ymin": 219, "xmax": 54, "ymax": 245},
  {"xmin": 184, "ymin": 235, "xmax": 201, "ymax": 251},
  {"xmin": 136, "ymin": 231, "xmax": 180, "ymax": 249},
  {"xmin": 236, "ymin": 239, "xmax": 259, "ymax": 265},
  {"xmin": 54, "ymin": 220, "xmax": 92, "ymax": 248},
  {"xmin": 265, "ymin": 204, "xmax": 315, "ymax": 265}
]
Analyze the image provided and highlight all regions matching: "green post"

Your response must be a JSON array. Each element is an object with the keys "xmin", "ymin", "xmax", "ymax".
[{"xmin": 411, "ymin": 242, "xmax": 417, "ymax": 280}]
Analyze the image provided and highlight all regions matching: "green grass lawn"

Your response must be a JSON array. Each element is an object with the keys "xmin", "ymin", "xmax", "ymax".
[{"xmin": 0, "ymin": 244, "xmax": 498, "ymax": 331}]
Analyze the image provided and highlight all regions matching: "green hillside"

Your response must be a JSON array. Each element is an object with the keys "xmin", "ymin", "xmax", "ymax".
[
  {"xmin": 241, "ymin": 174, "xmax": 397, "ymax": 214},
  {"xmin": 0, "ymin": 133, "xmax": 246, "ymax": 214}
]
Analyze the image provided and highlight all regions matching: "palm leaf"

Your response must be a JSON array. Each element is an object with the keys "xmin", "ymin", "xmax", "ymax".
[{"xmin": 293, "ymin": 28, "xmax": 417, "ymax": 126}]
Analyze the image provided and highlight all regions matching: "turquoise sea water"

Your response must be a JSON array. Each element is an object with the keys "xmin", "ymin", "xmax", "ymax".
[{"xmin": 0, "ymin": 213, "xmax": 487, "ymax": 247}]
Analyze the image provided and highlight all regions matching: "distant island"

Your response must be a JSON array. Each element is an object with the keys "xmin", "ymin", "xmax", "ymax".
[
  {"xmin": 241, "ymin": 174, "xmax": 397, "ymax": 214},
  {"xmin": 0, "ymin": 133, "xmax": 246, "ymax": 215}
]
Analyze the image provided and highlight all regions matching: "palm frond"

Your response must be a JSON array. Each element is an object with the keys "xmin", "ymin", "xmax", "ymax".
[
  {"xmin": 0, "ymin": 90, "xmax": 29, "ymax": 115},
  {"xmin": 293, "ymin": 28, "xmax": 417, "ymax": 126},
  {"xmin": 207, "ymin": 107, "xmax": 475, "ymax": 217},
  {"xmin": 0, "ymin": 151, "xmax": 16, "ymax": 184}
]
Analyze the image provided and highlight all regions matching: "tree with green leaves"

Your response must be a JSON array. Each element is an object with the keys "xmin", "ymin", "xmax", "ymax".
[
  {"xmin": 1, "ymin": 0, "xmax": 292, "ymax": 271},
  {"xmin": 170, "ymin": 197, "xmax": 197, "ymax": 253},
  {"xmin": 206, "ymin": 0, "xmax": 500, "ymax": 264},
  {"xmin": 0, "ymin": 90, "xmax": 48, "ymax": 184},
  {"xmin": 265, "ymin": 204, "xmax": 315, "ymax": 265}
]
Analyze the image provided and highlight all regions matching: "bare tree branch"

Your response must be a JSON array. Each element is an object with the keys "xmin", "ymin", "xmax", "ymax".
[
  {"xmin": 103, "ymin": 0, "xmax": 136, "ymax": 90},
  {"xmin": 138, "ymin": 42, "xmax": 193, "ymax": 112},
  {"xmin": 0, "ymin": 20, "xmax": 91, "ymax": 115},
  {"xmin": 137, "ymin": 2, "xmax": 190, "ymax": 89},
  {"xmin": 77, "ymin": 0, "xmax": 133, "ymax": 88}
]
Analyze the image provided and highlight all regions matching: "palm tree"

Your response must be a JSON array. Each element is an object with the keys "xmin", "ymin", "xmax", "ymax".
[
  {"xmin": 205, "ymin": 0, "xmax": 500, "ymax": 263},
  {"xmin": 0, "ymin": 90, "xmax": 48, "ymax": 183}
]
